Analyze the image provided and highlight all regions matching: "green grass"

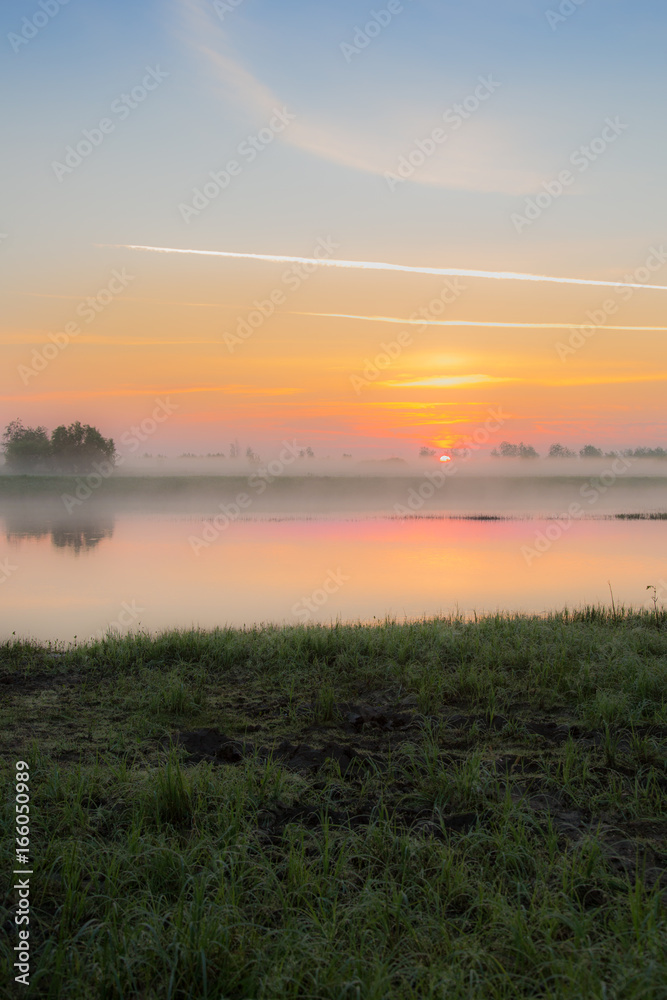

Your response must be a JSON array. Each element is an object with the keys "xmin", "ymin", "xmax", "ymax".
[{"xmin": 1, "ymin": 608, "xmax": 666, "ymax": 998}]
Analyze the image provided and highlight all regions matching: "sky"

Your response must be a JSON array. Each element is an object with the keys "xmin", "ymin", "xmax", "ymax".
[{"xmin": 2, "ymin": 0, "xmax": 667, "ymax": 460}]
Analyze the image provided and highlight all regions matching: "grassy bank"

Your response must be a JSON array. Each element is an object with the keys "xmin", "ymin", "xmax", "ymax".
[{"xmin": 1, "ymin": 609, "xmax": 666, "ymax": 998}]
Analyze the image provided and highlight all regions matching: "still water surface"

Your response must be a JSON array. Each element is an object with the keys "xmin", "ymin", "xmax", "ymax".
[{"xmin": 1, "ymin": 514, "xmax": 664, "ymax": 643}]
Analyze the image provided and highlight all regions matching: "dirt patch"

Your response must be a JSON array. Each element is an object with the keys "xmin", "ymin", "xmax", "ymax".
[
  {"xmin": 337, "ymin": 703, "xmax": 416, "ymax": 733},
  {"xmin": 165, "ymin": 728, "xmax": 365, "ymax": 776},
  {"xmin": 161, "ymin": 699, "xmax": 666, "ymax": 890},
  {"xmin": 0, "ymin": 669, "xmax": 88, "ymax": 696}
]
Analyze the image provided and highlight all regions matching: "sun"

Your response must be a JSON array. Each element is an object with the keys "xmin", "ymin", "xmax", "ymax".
[{"xmin": 439, "ymin": 455, "xmax": 452, "ymax": 463}]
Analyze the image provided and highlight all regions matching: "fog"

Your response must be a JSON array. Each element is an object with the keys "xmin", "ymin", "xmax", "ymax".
[
  {"xmin": 1, "ymin": 454, "xmax": 666, "ymax": 530},
  {"xmin": 104, "ymin": 453, "xmax": 667, "ymax": 481}
]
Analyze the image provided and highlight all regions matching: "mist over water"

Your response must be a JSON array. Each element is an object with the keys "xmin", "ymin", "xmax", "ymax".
[{"xmin": 0, "ymin": 462, "xmax": 665, "ymax": 643}]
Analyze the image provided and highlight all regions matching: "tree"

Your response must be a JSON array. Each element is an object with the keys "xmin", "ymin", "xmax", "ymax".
[
  {"xmin": 497, "ymin": 442, "xmax": 519, "ymax": 457},
  {"xmin": 49, "ymin": 422, "xmax": 115, "ymax": 473},
  {"xmin": 548, "ymin": 443, "xmax": 576, "ymax": 458},
  {"xmin": 623, "ymin": 447, "xmax": 667, "ymax": 459},
  {"xmin": 419, "ymin": 447, "xmax": 437, "ymax": 457},
  {"xmin": 580, "ymin": 444, "xmax": 603, "ymax": 458},
  {"xmin": 2, "ymin": 419, "xmax": 51, "ymax": 472},
  {"xmin": 491, "ymin": 441, "xmax": 539, "ymax": 458},
  {"xmin": 2, "ymin": 420, "xmax": 115, "ymax": 473}
]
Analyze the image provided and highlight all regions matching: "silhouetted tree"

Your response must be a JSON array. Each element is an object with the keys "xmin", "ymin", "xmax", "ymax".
[
  {"xmin": 548, "ymin": 443, "xmax": 576, "ymax": 458},
  {"xmin": 580, "ymin": 444, "xmax": 603, "ymax": 458},
  {"xmin": 491, "ymin": 441, "xmax": 539, "ymax": 458},
  {"xmin": 2, "ymin": 419, "xmax": 51, "ymax": 471},
  {"xmin": 622, "ymin": 447, "xmax": 667, "ymax": 458},
  {"xmin": 3, "ymin": 420, "xmax": 115, "ymax": 474},
  {"xmin": 50, "ymin": 422, "xmax": 115, "ymax": 473},
  {"xmin": 419, "ymin": 447, "xmax": 437, "ymax": 457}
]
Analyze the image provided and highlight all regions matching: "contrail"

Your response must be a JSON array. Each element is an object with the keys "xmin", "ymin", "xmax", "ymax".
[
  {"xmin": 291, "ymin": 311, "xmax": 667, "ymax": 331},
  {"xmin": 96, "ymin": 243, "xmax": 667, "ymax": 292}
]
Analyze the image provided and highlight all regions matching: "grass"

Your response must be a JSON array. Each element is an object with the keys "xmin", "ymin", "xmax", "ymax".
[{"xmin": 1, "ymin": 607, "xmax": 666, "ymax": 999}]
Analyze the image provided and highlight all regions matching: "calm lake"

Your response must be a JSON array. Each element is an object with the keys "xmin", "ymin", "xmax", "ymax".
[{"xmin": 1, "ymin": 512, "xmax": 664, "ymax": 643}]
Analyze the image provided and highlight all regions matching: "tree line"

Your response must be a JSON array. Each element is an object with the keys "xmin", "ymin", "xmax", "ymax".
[
  {"xmin": 2, "ymin": 420, "xmax": 115, "ymax": 474},
  {"xmin": 1, "ymin": 421, "xmax": 318, "ymax": 473},
  {"xmin": 420, "ymin": 442, "xmax": 667, "ymax": 459},
  {"xmin": 490, "ymin": 442, "xmax": 667, "ymax": 459}
]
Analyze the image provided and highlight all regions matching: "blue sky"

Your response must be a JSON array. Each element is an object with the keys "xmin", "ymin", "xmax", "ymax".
[{"xmin": 3, "ymin": 0, "xmax": 666, "ymax": 277}]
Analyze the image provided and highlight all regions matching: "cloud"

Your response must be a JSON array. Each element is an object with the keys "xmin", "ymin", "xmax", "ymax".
[
  {"xmin": 0, "ymin": 385, "xmax": 301, "ymax": 403},
  {"xmin": 381, "ymin": 375, "xmax": 509, "ymax": 388},
  {"xmin": 99, "ymin": 243, "xmax": 667, "ymax": 293},
  {"xmin": 173, "ymin": 0, "xmax": 543, "ymax": 195},
  {"xmin": 290, "ymin": 312, "xmax": 667, "ymax": 332}
]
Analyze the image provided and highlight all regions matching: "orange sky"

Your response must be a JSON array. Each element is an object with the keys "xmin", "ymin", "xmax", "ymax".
[{"xmin": 3, "ymin": 251, "xmax": 667, "ymax": 458}]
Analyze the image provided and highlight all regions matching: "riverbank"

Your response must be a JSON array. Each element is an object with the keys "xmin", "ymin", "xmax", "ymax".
[{"xmin": 1, "ymin": 610, "xmax": 666, "ymax": 998}]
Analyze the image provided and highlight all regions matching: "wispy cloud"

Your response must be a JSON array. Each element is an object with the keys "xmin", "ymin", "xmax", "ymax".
[
  {"xmin": 0, "ymin": 384, "xmax": 301, "ymax": 403},
  {"xmin": 381, "ymin": 375, "xmax": 509, "ymax": 388},
  {"xmin": 4, "ymin": 292, "xmax": 247, "ymax": 309},
  {"xmin": 291, "ymin": 311, "xmax": 667, "ymax": 332},
  {"xmin": 539, "ymin": 373, "xmax": 667, "ymax": 388},
  {"xmin": 375, "ymin": 373, "xmax": 667, "ymax": 390},
  {"xmin": 98, "ymin": 243, "xmax": 667, "ymax": 293},
  {"xmin": 173, "ymin": 0, "xmax": 543, "ymax": 195}
]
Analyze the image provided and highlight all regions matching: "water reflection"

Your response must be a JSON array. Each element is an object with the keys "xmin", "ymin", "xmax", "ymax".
[
  {"xmin": 4, "ymin": 512, "xmax": 114, "ymax": 553},
  {"xmin": 0, "ymin": 514, "xmax": 664, "ymax": 644}
]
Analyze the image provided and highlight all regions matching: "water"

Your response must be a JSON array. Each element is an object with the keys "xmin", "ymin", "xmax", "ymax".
[{"xmin": 1, "ymin": 512, "xmax": 664, "ymax": 643}]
